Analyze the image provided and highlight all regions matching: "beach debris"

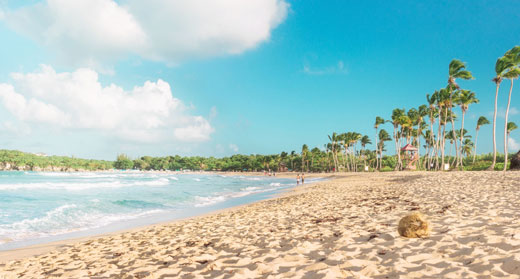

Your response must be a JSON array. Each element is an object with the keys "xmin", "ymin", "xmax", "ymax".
[
  {"xmin": 312, "ymin": 216, "xmax": 341, "ymax": 224},
  {"xmin": 437, "ymin": 205, "xmax": 452, "ymax": 214},
  {"xmin": 368, "ymin": 234, "xmax": 379, "ymax": 241},
  {"xmin": 398, "ymin": 212, "xmax": 431, "ymax": 238}
]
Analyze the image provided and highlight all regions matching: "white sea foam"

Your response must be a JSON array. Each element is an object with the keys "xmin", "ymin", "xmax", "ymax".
[
  {"xmin": 0, "ymin": 178, "xmax": 170, "ymax": 190},
  {"xmin": 0, "ymin": 205, "xmax": 165, "ymax": 243}
]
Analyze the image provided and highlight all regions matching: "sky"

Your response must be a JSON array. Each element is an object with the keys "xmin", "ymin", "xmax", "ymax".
[{"xmin": 0, "ymin": 0, "xmax": 519, "ymax": 160}]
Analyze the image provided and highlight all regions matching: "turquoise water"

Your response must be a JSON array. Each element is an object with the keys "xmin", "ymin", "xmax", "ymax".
[{"xmin": 0, "ymin": 171, "xmax": 310, "ymax": 249}]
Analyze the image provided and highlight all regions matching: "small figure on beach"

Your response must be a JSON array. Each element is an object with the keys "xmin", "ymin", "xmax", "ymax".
[
  {"xmin": 301, "ymin": 173, "xmax": 305, "ymax": 184},
  {"xmin": 296, "ymin": 174, "xmax": 300, "ymax": 185}
]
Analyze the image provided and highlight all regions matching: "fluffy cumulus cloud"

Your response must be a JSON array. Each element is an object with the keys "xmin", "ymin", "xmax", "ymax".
[
  {"xmin": 0, "ymin": 65, "xmax": 214, "ymax": 143},
  {"xmin": 4, "ymin": 0, "xmax": 288, "ymax": 67}
]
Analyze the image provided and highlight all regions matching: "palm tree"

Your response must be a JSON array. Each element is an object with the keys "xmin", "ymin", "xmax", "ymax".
[
  {"xmin": 374, "ymin": 116, "xmax": 385, "ymax": 170},
  {"xmin": 505, "ymin": 121, "xmax": 519, "ymax": 171},
  {"xmin": 327, "ymin": 133, "xmax": 340, "ymax": 172},
  {"xmin": 461, "ymin": 139, "xmax": 474, "ymax": 158},
  {"xmin": 378, "ymin": 129, "xmax": 391, "ymax": 169},
  {"xmin": 490, "ymin": 56, "xmax": 515, "ymax": 169},
  {"xmin": 391, "ymin": 108, "xmax": 405, "ymax": 170},
  {"xmin": 502, "ymin": 47, "xmax": 520, "ymax": 171},
  {"xmin": 301, "ymin": 144, "xmax": 308, "ymax": 172},
  {"xmin": 437, "ymin": 88, "xmax": 451, "ymax": 169},
  {"xmin": 426, "ymin": 92, "xmax": 438, "ymax": 169},
  {"xmin": 447, "ymin": 59, "xmax": 474, "ymax": 168},
  {"xmin": 473, "ymin": 116, "xmax": 490, "ymax": 163},
  {"xmin": 416, "ymin": 105, "xmax": 428, "ymax": 169},
  {"xmin": 457, "ymin": 90, "xmax": 479, "ymax": 167},
  {"xmin": 360, "ymin": 135, "xmax": 371, "ymax": 169}
]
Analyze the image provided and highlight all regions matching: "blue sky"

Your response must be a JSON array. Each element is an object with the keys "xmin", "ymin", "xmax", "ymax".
[{"xmin": 0, "ymin": 0, "xmax": 519, "ymax": 160}]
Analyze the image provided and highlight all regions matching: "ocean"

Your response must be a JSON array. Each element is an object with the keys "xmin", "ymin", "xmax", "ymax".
[{"xmin": 0, "ymin": 171, "xmax": 313, "ymax": 250}]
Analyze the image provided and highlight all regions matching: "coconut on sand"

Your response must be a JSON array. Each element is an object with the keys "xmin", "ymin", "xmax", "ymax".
[{"xmin": 398, "ymin": 212, "xmax": 431, "ymax": 238}]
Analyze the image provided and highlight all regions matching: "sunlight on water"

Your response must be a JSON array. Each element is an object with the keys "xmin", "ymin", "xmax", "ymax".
[{"xmin": 0, "ymin": 171, "xmax": 299, "ymax": 246}]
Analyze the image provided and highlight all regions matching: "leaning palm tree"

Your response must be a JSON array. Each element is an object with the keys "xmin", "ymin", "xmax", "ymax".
[
  {"xmin": 457, "ymin": 90, "xmax": 479, "ymax": 167},
  {"xmin": 462, "ymin": 139, "xmax": 475, "ymax": 158},
  {"xmin": 490, "ymin": 56, "xmax": 515, "ymax": 169},
  {"xmin": 505, "ymin": 122, "xmax": 519, "ymax": 171},
  {"xmin": 473, "ymin": 116, "xmax": 490, "ymax": 163},
  {"xmin": 374, "ymin": 116, "xmax": 385, "ymax": 170},
  {"xmin": 447, "ymin": 59, "xmax": 474, "ymax": 168},
  {"xmin": 502, "ymin": 47, "xmax": 520, "ymax": 171}
]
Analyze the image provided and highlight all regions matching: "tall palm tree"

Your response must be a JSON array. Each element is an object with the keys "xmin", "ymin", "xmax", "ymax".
[
  {"xmin": 374, "ymin": 116, "xmax": 385, "ymax": 170},
  {"xmin": 391, "ymin": 108, "xmax": 405, "ymax": 170},
  {"xmin": 360, "ymin": 135, "xmax": 371, "ymax": 169},
  {"xmin": 327, "ymin": 133, "xmax": 340, "ymax": 172},
  {"xmin": 437, "ymin": 88, "xmax": 451, "ymax": 169},
  {"xmin": 457, "ymin": 90, "xmax": 479, "ymax": 167},
  {"xmin": 473, "ymin": 116, "xmax": 490, "ymax": 163},
  {"xmin": 301, "ymin": 144, "xmax": 308, "ymax": 172},
  {"xmin": 505, "ymin": 122, "xmax": 519, "ymax": 171},
  {"xmin": 491, "ymin": 56, "xmax": 515, "ymax": 169},
  {"xmin": 426, "ymin": 92, "xmax": 438, "ymax": 169},
  {"xmin": 416, "ymin": 105, "xmax": 428, "ymax": 169},
  {"xmin": 378, "ymin": 129, "xmax": 391, "ymax": 169},
  {"xmin": 502, "ymin": 47, "xmax": 520, "ymax": 171},
  {"xmin": 447, "ymin": 59, "xmax": 474, "ymax": 168}
]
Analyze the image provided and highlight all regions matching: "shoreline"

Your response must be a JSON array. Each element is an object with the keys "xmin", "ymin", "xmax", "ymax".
[
  {"xmin": 2, "ymin": 171, "xmax": 519, "ymax": 278},
  {"xmin": 0, "ymin": 172, "xmax": 332, "ymax": 262}
]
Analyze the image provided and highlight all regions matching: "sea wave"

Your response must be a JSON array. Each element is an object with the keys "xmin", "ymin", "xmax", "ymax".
[
  {"xmin": 0, "ymin": 178, "xmax": 171, "ymax": 190},
  {"xmin": 0, "ymin": 204, "xmax": 164, "ymax": 243}
]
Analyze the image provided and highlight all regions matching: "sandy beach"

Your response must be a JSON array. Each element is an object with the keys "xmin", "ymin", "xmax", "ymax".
[{"xmin": 1, "ymin": 171, "xmax": 520, "ymax": 278}]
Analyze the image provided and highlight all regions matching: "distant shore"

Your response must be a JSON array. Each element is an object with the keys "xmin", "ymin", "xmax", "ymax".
[{"xmin": 2, "ymin": 171, "xmax": 519, "ymax": 278}]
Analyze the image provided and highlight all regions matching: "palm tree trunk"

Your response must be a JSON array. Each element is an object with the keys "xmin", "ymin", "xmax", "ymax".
[
  {"xmin": 450, "ymin": 118, "xmax": 459, "ymax": 168},
  {"xmin": 504, "ymin": 79, "xmax": 514, "ymax": 171},
  {"xmin": 441, "ymin": 108, "xmax": 448, "ymax": 170},
  {"xmin": 460, "ymin": 110, "xmax": 466, "ymax": 168},
  {"xmin": 435, "ymin": 108, "xmax": 442, "ymax": 170},
  {"xmin": 375, "ymin": 128, "xmax": 378, "ymax": 170},
  {"xmin": 491, "ymin": 83, "xmax": 500, "ymax": 170},
  {"xmin": 473, "ymin": 129, "xmax": 479, "ymax": 164}
]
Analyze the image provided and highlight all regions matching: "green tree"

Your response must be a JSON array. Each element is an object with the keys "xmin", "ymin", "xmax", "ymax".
[
  {"xmin": 374, "ymin": 116, "xmax": 385, "ymax": 171},
  {"xmin": 502, "ymin": 47, "xmax": 520, "ymax": 171},
  {"xmin": 473, "ymin": 116, "xmax": 490, "ymax": 163},
  {"xmin": 505, "ymin": 121, "xmax": 519, "ymax": 170},
  {"xmin": 491, "ymin": 56, "xmax": 515, "ymax": 169},
  {"xmin": 114, "ymin": 154, "xmax": 134, "ymax": 170},
  {"xmin": 456, "ymin": 90, "xmax": 479, "ymax": 167},
  {"xmin": 447, "ymin": 59, "xmax": 473, "ymax": 168}
]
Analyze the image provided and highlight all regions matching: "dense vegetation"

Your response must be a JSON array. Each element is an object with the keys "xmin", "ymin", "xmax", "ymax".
[{"xmin": 0, "ymin": 150, "xmax": 113, "ymax": 171}]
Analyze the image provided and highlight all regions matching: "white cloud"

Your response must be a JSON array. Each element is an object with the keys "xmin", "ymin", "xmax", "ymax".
[
  {"xmin": 229, "ymin": 144, "xmax": 239, "ymax": 152},
  {"xmin": 508, "ymin": 137, "xmax": 520, "ymax": 151},
  {"xmin": 489, "ymin": 107, "xmax": 519, "ymax": 118},
  {"xmin": 303, "ymin": 60, "xmax": 348, "ymax": 75},
  {"xmin": 4, "ymin": 0, "xmax": 289, "ymax": 68},
  {"xmin": 0, "ymin": 65, "xmax": 214, "ymax": 143}
]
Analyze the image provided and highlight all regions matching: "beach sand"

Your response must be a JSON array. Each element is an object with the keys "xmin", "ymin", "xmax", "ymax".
[{"xmin": 1, "ymin": 171, "xmax": 520, "ymax": 278}]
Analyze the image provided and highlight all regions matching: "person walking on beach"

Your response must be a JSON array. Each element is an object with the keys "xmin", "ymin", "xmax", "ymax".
[
  {"xmin": 301, "ymin": 173, "xmax": 305, "ymax": 184},
  {"xmin": 296, "ymin": 174, "xmax": 300, "ymax": 185}
]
